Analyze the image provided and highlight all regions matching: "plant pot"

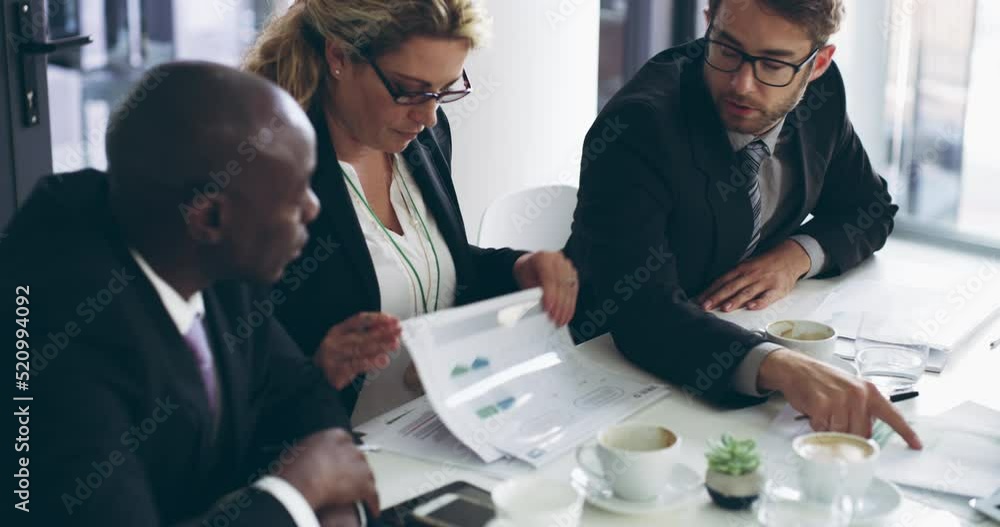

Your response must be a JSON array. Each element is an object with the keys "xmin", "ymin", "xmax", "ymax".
[{"xmin": 705, "ymin": 468, "xmax": 763, "ymax": 510}]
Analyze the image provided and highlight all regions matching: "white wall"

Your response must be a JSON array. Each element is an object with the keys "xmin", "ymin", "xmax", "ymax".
[
  {"xmin": 444, "ymin": 0, "xmax": 600, "ymax": 241},
  {"xmin": 832, "ymin": 0, "xmax": 890, "ymax": 174}
]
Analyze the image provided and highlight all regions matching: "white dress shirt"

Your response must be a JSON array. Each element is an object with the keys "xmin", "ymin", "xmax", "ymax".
[
  {"xmin": 130, "ymin": 251, "xmax": 339, "ymax": 527},
  {"xmin": 341, "ymin": 154, "xmax": 458, "ymax": 426}
]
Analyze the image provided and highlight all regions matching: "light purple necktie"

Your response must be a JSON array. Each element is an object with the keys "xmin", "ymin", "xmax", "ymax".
[{"xmin": 183, "ymin": 316, "xmax": 219, "ymax": 416}]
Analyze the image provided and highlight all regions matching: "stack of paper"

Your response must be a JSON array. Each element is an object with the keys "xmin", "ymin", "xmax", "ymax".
[
  {"xmin": 808, "ymin": 280, "xmax": 1000, "ymax": 350},
  {"xmin": 359, "ymin": 289, "xmax": 669, "ymax": 472}
]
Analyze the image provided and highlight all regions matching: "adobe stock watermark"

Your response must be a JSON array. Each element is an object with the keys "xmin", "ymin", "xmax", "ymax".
[
  {"xmin": 442, "ymin": 74, "xmax": 501, "ymax": 132},
  {"xmin": 882, "ymin": 0, "xmax": 926, "ymax": 40},
  {"xmin": 545, "ymin": 0, "xmax": 592, "ymax": 29},
  {"xmin": 202, "ymin": 438, "xmax": 308, "ymax": 527},
  {"xmin": 908, "ymin": 257, "xmax": 999, "ymax": 345},
  {"xmin": 29, "ymin": 267, "xmax": 138, "ymax": 376},
  {"xmin": 568, "ymin": 243, "xmax": 676, "ymax": 344},
  {"xmin": 502, "ymin": 115, "xmax": 629, "ymax": 236},
  {"xmin": 53, "ymin": 67, "xmax": 171, "ymax": 177},
  {"xmin": 842, "ymin": 187, "xmax": 895, "ymax": 246},
  {"xmin": 61, "ymin": 397, "xmax": 181, "ymax": 515},
  {"xmin": 221, "ymin": 235, "xmax": 339, "ymax": 351},
  {"xmin": 716, "ymin": 81, "xmax": 835, "ymax": 203},
  {"xmin": 178, "ymin": 113, "xmax": 291, "ymax": 224}
]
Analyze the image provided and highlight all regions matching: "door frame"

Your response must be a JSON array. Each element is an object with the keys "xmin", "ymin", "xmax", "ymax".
[{"xmin": 2, "ymin": 0, "xmax": 55, "ymax": 226}]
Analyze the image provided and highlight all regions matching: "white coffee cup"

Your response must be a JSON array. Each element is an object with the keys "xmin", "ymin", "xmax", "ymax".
[
  {"xmin": 793, "ymin": 432, "xmax": 880, "ymax": 503},
  {"xmin": 760, "ymin": 320, "xmax": 838, "ymax": 364},
  {"xmin": 491, "ymin": 476, "xmax": 583, "ymax": 527},
  {"xmin": 575, "ymin": 423, "xmax": 682, "ymax": 502}
]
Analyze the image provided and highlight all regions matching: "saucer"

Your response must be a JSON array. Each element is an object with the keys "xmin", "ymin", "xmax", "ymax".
[
  {"xmin": 755, "ymin": 477, "xmax": 901, "ymax": 526},
  {"xmin": 851, "ymin": 477, "xmax": 902, "ymax": 525},
  {"xmin": 570, "ymin": 464, "xmax": 702, "ymax": 516}
]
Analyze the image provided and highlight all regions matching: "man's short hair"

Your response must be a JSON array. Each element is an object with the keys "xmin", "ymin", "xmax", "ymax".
[{"xmin": 709, "ymin": 0, "xmax": 845, "ymax": 46}]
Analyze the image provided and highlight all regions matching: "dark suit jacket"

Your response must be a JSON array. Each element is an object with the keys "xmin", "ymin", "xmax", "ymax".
[
  {"xmin": 565, "ymin": 39, "xmax": 897, "ymax": 407},
  {"xmin": 2, "ymin": 171, "xmax": 359, "ymax": 526},
  {"xmin": 273, "ymin": 107, "xmax": 525, "ymax": 413}
]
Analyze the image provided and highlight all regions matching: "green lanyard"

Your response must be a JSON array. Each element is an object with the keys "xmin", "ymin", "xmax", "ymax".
[{"xmin": 342, "ymin": 156, "xmax": 441, "ymax": 314}]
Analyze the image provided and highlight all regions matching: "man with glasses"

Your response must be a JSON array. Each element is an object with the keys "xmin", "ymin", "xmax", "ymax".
[{"xmin": 567, "ymin": 0, "xmax": 921, "ymax": 448}]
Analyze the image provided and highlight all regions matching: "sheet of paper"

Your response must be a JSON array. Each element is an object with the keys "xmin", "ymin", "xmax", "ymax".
[
  {"xmin": 877, "ymin": 402, "xmax": 1000, "ymax": 498},
  {"xmin": 402, "ymin": 288, "xmax": 670, "ymax": 467},
  {"xmin": 761, "ymin": 401, "xmax": 1000, "ymax": 498},
  {"xmin": 355, "ymin": 396, "xmax": 534, "ymax": 480},
  {"xmin": 807, "ymin": 280, "xmax": 1000, "ymax": 350}
]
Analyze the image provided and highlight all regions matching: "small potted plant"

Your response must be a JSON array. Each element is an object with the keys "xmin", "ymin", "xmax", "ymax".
[{"xmin": 704, "ymin": 434, "xmax": 764, "ymax": 510}]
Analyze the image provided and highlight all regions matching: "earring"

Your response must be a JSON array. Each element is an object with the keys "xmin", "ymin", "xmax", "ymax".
[{"xmin": 334, "ymin": 69, "xmax": 341, "ymax": 77}]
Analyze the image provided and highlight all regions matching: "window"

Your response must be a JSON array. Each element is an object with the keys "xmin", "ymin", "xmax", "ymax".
[
  {"xmin": 839, "ymin": 0, "xmax": 998, "ymax": 247},
  {"xmin": 598, "ymin": 0, "xmax": 680, "ymax": 110},
  {"xmin": 47, "ymin": 0, "xmax": 288, "ymax": 174}
]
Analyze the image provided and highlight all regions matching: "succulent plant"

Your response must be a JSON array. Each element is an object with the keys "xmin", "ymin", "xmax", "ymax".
[{"xmin": 705, "ymin": 434, "xmax": 760, "ymax": 476}]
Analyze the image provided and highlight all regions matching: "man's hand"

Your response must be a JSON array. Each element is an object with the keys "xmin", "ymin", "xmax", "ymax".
[
  {"xmin": 513, "ymin": 251, "xmax": 579, "ymax": 326},
  {"xmin": 696, "ymin": 239, "xmax": 811, "ymax": 312},
  {"xmin": 758, "ymin": 349, "xmax": 923, "ymax": 449},
  {"xmin": 314, "ymin": 312, "xmax": 401, "ymax": 389},
  {"xmin": 277, "ymin": 429, "xmax": 381, "ymax": 515}
]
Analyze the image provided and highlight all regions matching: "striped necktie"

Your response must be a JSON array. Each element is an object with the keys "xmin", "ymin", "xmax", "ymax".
[{"xmin": 739, "ymin": 140, "xmax": 771, "ymax": 260}]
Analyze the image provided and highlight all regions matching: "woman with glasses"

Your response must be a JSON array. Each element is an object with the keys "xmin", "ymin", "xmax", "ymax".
[{"xmin": 244, "ymin": 0, "xmax": 578, "ymax": 424}]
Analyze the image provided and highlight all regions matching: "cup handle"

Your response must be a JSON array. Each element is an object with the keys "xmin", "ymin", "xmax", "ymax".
[{"xmin": 575, "ymin": 444, "xmax": 606, "ymax": 481}]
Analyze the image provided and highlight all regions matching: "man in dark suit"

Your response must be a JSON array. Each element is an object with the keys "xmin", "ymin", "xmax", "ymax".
[
  {"xmin": 566, "ymin": 0, "xmax": 921, "ymax": 448},
  {"xmin": 4, "ymin": 62, "xmax": 380, "ymax": 526}
]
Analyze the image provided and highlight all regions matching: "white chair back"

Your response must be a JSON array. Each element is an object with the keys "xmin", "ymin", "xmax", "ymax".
[{"xmin": 477, "ymin": 185, "xmax": 578, "ymax": 251}]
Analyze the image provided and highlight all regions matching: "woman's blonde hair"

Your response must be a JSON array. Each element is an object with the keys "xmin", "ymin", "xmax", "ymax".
[{"xmin": 244, "ymin": 0, "xmax": 491, "ymax": 110}]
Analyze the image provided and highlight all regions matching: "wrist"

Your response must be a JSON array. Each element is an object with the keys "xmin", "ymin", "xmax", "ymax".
[
  {"xmin": 756, "ymin": 347, "xmax": 796, "ymax": 392},
  {"xmin": 512, "ymin": 252, "xmax": 532, "ymax": 285},
  {"xmin": 783, "ymin": 239, "xmax": 812, "ymax": 279}
]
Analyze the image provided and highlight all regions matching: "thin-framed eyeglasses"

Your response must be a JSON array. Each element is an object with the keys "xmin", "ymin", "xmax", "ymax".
[{"xmin": 366, "ymin": 56, "xmax": 473, "ymax": 105}]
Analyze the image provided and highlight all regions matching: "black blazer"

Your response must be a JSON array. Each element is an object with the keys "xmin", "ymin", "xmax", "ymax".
[
  {"xmin": 273, "ymin": 107, "xmax": 525, "ymax": 412},
  {"xmin": 565, "ymin": 39, "xmax": 897, "ymax": 407},
  {"xmin": 3, "ymin": 171, "xmax": 356, "ymax": 526}
]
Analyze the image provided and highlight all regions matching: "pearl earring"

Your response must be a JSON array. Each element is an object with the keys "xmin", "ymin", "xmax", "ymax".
[{"xmin": 334, "ymin": 69, "xmax": 341, "ymax": 76}]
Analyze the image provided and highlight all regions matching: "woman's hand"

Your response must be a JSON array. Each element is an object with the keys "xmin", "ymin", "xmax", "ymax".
[
  {"xmin": 314, "ymin": 312, "xmax": 401, "ymax": 389},
  {"xmin": 513, "ymin": 251, "xmax": 579, "ymax": 326}
]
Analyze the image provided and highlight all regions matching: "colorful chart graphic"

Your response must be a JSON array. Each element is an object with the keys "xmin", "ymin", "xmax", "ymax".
[
  {"xmin": 450, "ymin": 356, "xmax": 491, "ymax": 378},
  {"xmin": 476, "ymin": 396, "xmax": 517, "ymax": 419}
]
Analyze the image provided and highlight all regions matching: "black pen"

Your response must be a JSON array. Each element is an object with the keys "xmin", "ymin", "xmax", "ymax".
[{"xmin": 889, "ymin": 390, "xmax": 919, "ymax": 403}]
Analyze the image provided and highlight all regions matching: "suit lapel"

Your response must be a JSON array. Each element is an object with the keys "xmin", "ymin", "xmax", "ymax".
[
  {"xmin": 778, "ymin": 98, "xmax": 825, "ymax": 225},
  {"xmin": 309, "ymin": 110, "xmax": 380, "ymax": 309},
  {"xmin": 681, "ymin": 62, "xmax": 754, "ymax": 280},
  {"xmin": 119, "ymin": 257, "xmax": 223, "ymax": 477},
  {"xmin": 403, "ymin": 131, "xmax": 468, "ymax": 278}
]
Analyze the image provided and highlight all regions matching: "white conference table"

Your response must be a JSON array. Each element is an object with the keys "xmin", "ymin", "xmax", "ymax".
[{"xmin": 367, "ymin": 238, "xmax": 1000, "ymax": 526}]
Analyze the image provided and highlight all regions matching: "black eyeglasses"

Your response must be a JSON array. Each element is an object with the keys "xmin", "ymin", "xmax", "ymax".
[
  {"xmin": 366, "ymin": 56, "xmax": 473, "ymax": 105},
  {"xmin": 703, "ymin": 26, "xmax": 820, "ymax": 88}
]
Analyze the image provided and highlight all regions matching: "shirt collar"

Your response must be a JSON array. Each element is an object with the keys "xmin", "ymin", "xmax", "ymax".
[
  {"xmin": 130, "ymin": 250, "xmax": 205, "ymax": 335},
  {"xmin": 727, "ymin": 116, "xmax": 786, "ymax": 154}
]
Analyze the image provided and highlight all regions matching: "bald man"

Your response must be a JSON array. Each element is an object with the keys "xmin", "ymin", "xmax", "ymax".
[{"xmin": 2, "ymin": 62, "xmax": 379, "ymax": 526}]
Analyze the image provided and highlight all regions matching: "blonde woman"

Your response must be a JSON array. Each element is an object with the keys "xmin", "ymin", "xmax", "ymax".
[{"xmin": 245, "ymin": 0, "xmax": 579, "ymax": 424}]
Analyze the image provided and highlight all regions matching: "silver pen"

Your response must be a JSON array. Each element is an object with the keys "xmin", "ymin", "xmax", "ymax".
[{"xmin": 990, "ymin": 337, "xmax": 1000, "ymax": 350}]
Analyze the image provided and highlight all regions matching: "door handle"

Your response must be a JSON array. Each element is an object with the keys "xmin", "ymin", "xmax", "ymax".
[{"xmin": 13, "ymin": 1, "xmax": 93, "ymax": 127}]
